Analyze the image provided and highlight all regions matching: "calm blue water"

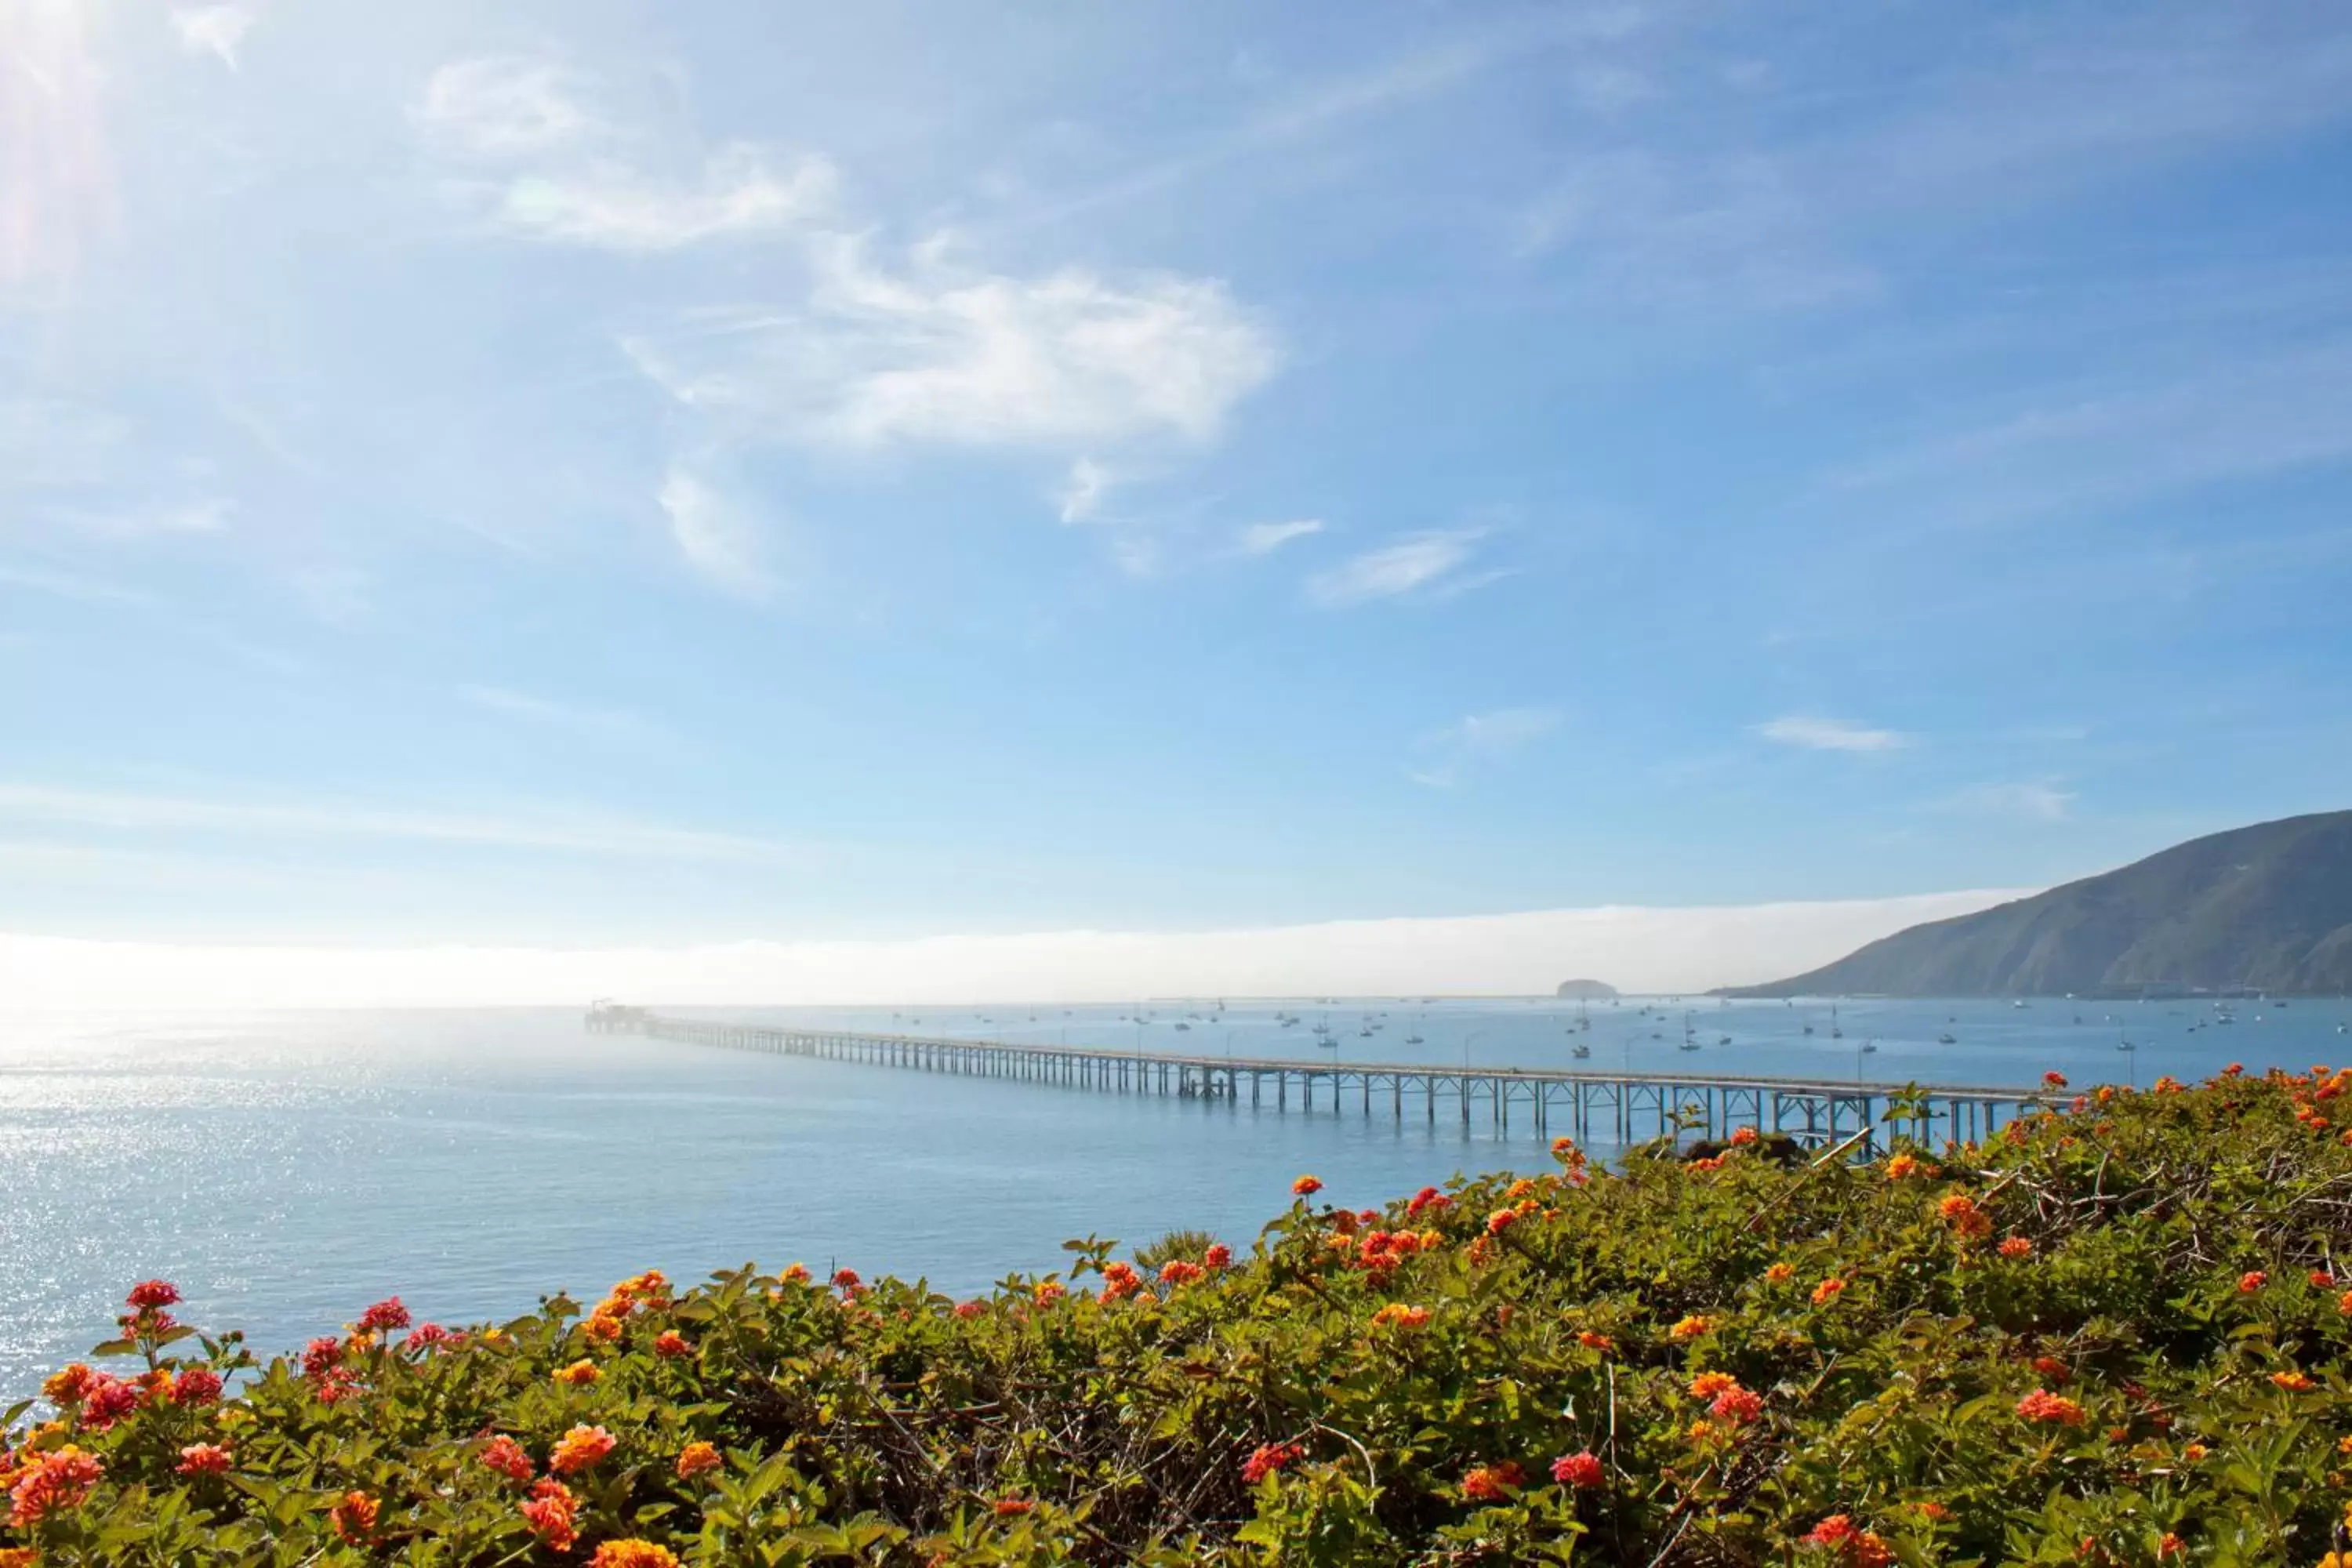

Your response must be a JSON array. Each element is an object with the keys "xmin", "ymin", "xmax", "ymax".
[{"xmin": 5, "ymin": 995, "xmax": 2348, "ymax": 1399}]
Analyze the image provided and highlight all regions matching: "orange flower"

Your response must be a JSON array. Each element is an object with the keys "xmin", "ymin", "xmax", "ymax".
[
  {"xmin": 2270, "ymin": 1369, "xmax": 2314, "ymax": 1392},
  {"xmin": 1710, "ymin": 1386, "xmax": 1765, "ymax": 1425},
  {"xmin": 175, "ymin": 1443, "xmax": 232, "ymax": 1477},
  {"xmin": 550, "ymin": 1424, "xmax": 617, "ymax": 1475},
  {"xmin": 1033, "ymin": 1280, "xmax": 1068, "ymax": 1306},
  {"xmin": 1730, "ymin": 1125, "xmax": 1759, "ymax": 1146},
  {"xmin": 583, "ymin": 1313, "xmax": 624, "ymax": 1345},
  {"xmin": 1802, "ymin": 1515, "xmax": 1894, "ymax": 1567},
  {"xmin": 2237, "ymin": 1270, "xmax": 2266, "ymax": 1294},
  {"xmin": 676, "ymin": 1441, "xmax": 721, "ymax": 1479},
  {"xmin": 1688, "ymin": 1155, "xmax": 1726, "ymax": 1173},
  {"xmin": 1157, "ymin": 1260, "xmax": 1204, "ymax": 1287},
  {"xmin": 1484, "ymin": 1207, "xmax": 1517, "ymax": 1236},
  {"xmin": 1764, "ymin": 1262, "xmax": 1796, "ymax": 1284},
  {"xmin": 1811, "ymin": 1276, "xmax": 1847, "ymax": 1306},
  {"xmin": 652, "ymin": 1329, "xmax": 691, "ymax": 1358},
  {"xmin": 1688, "ymin": 1370, "xmax": 1740, "ymax": 1401},
  {"xmin": 0, "ymin": 1548, "xmax": 38, "ymax": 1568},
  {"xmin": 992, "ymin": 1498, "xmax": 1034, "ymax": 1518},
  {"xmin": 519, "ymin": 1479, "xmax": 578, "ymax": 1552},
  {"xmin": 7, "ymin": 1446, "xmax": 103, "ymax": 1527},
  {"xmin": 40, "ymin": 1363, "xmax": 95, "ymax": 1408},
  {"xmin": 1460, "ymin": 1461, "xmax": 1524, "ymax": 1502},
  {"xmin": 328, "ymin": 1490, "xmax": 379, "ymax": 1545},
  {"xmin": 588, "ymin": 1541, "xmax": 680, "ymax": 1568},
  {"xmin": 2016, "ymin": 1388, "xmax": 2087, "ymax": 1426},
  {"xmin": 1998, "ymin": 1236, "xmax": 2033, "ymax": 1259},
  {"xmin": 2031, "ymin": 1356, "xmax": 2071, "ymax": 1384},
  {"xmin": 1292, "ymin": 1174, "xmax": 1323, "ymax": 1196},
  {"xmin": 1668, "ymin": 1314, "xmax": 1712, "ymax": 1341},
  {"xmin": 1915, "ymin": 1501, "xmax": 1951, "ymax": 1522},
  {"xmin": 1936, "ymin": 1192, "xmax": 1993, "ymax": 1241},
  {"xmin": 554, "ymin": 1359, "xmax": 601, "ymax": 1387},
  {"xmin": 779, "ymin": 1262, "xmax": 811, "ymax": 1283},
  {"xmin": 2156, "ymin": 1532, "xmax": 2183, "ymax": 1559},
  {"xmin": 1884, "ymin": 1152, "xmax": 1920, "ymax": 1179},
  {"xmin": 480, "ymin": 1434, "xmax": 534, "ymax": 1483},
  {"xmin": 1576, "ymin": 1330, "xmax": 1615, "ymax": 1352},
  {"xmin": 1241, "ymin": 1441, "xmax": 1302, "ymax": 1483},
  {"xmin": 1370, "ymin": 1303, "xmax": 1431, "ymax": 1330},
  {"xmin": 2180, "ymin": 1442, "xmax": 2208, "ymax": 1461}
]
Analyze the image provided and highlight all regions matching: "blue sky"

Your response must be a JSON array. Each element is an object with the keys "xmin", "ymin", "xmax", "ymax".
[{"xmin": 4, "ymin": 0, "xmax": 2350, "ymax": 967}]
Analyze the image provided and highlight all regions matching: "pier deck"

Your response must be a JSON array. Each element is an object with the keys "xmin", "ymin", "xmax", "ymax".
[{"xmin": 592, "ymin": 1006, "xmax": 2054, "ymax": 1151}]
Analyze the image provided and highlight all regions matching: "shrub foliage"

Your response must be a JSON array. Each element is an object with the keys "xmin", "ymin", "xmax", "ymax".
[{"xmin": 8, "ymin": 1067, "xmax": 2352, "ymax": 1565}]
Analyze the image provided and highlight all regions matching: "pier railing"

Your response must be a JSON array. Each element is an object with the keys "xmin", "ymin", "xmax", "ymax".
[{"xmin": 590, "ymin": 1006, "xmax": 2055, "ymax": 1152}]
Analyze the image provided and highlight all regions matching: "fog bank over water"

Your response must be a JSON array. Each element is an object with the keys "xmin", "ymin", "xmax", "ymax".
[{"xmin": 0, "ymin": 888, "xmax": 2029, "ymax": 1009}]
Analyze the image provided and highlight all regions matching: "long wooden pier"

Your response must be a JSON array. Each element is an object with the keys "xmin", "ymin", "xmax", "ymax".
[{"xmin": 592, "ymin": 1006, "xmax": 2054, "ymax": 1152}]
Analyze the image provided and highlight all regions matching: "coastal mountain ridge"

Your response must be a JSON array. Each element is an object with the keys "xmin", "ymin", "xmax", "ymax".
[{"xmin": 1719, "ymin": 809, "xmax": 2352, "ymax": 997}]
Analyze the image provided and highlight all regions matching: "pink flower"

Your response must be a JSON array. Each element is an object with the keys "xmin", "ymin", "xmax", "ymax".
[{"xmin": 176, "ymin": 1443, "xmax": 233, "ymax": 1476}]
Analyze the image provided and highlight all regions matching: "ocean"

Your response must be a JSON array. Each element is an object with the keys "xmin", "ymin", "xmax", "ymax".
[{"xmin": 5, "ymin": 995, "xmax": 2347, "ymax": 1399}]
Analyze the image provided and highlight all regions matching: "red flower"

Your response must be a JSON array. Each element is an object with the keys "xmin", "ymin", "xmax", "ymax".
[
  {"xmin": 125, "ymin": 1279, "xmax": 181, "ymax": 1311},
  {"xmin": 2031, "ymin": 1356, "xmax": 2071, "ymax": 1384},
  {"xmin": 1550, "ymin": 1450, "xmax": 1604, "ymax": 1489},
  {"xmin": 1730, "ymin": 1124, "xmax": 1760, "ymax": 1146},
  {"xmin": 1241, "ymin": 1441, "xmax": 1303, "ymax": 1483},
  {"xmin": 519, "ymin": 1479, "xmax": 578, "ymax": 1552},
  {"xmin": 953, "ymin": 1299, "xmax": 986, "ymax": 1319},
  {"xmin": 1998, "ymin": 1236, "xmax": 2033, "ymax": 1260},
  {"xmin": 1204, "ymin": 1243, "xmax": 1233, "ymax": 1270},
  {"xmin": 2310, "ymin": 1270, "xmax": 2335, "ymax": 1289},
  {"xmin": 1460, "ymin": 1461, "xmax": 1525, "ymax": 1502},
  {"xmin": 2042, "ymin": 1071, "xmax": 2068, "ymax": 1089},
  {"xmin": 1802, "ymin": 1515, "xmax": 1894, "ymax": 1567},
  {"xmin": 1484, "ymin": 1208, "xmax": 1517, "ymax": 1236},
  {"xmin": 992, "ymin": 1498, "xmax": 1034, "ymax": 1517},
  {"xmin": 2237, "ymin": 1270, "xmax": 2266, "ymax": 1294},
  {"xmin": 1292, "ymin": 1174, "xmax": 1323, "ymax": 1196},
  {"xmin": 480, "ymin": 1435, "xmax": 534, "ymax": 1484},
  {"xmin": 652, "ymin": 1329, "xmax": 692, "ymax": 1358},
  {"xmin": 832, "ymin": 1268, "xmax": 862, "ymax": 1290},
  {"xmin": 175, "ymin": 1443, "xmax": 233, "ymax": 1477},
  {"xmin": 677, "ymin": 1441, "xmax": 722, "ymax": 1479},
  {"xmin": 356, "ymin": 1297, "xmax": 410, "ymax": 1333},
  {"xmin": 1406, "ymin": 1185, "xmax": 1452, "ymax": 1217},
  {"xmin": 81, "ymin": 1374, "xmax": 143, "ymax": 1429},
  {"xmin": 301, "ymin": 1337, "xmax": 343, "ymax": 1379},
  {"xmin": 171, "ymin": 1367, "xmax": 223, "ymax": 1405},
  {"xmin": 1810, "ymin": 1276, "xmax": 1847, "ymax": 1306}
]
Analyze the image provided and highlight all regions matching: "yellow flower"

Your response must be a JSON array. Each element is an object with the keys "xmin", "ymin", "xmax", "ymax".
[{"xmin": 554, "ymin": 1359, "xmax": 601, "ymax": 1387}]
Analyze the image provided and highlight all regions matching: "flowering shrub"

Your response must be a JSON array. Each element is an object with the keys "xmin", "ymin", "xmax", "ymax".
[{"xmin": 7, "ymin": 1068, "xmax": 2352, "ymax": 1563}]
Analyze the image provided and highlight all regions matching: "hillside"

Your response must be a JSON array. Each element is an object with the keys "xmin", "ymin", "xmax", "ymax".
[{"xmin": 1725, "ymin": 809, "xmax": 2352, "ymax": 997}]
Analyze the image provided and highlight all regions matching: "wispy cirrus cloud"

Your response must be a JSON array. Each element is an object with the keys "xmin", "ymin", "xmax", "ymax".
[
  {"xmin": 1236, "ymin": 518, "xmax": 1322, "ymax": 556},
  {"xmin": 1305, "ymin": 527, "xmax": 1492, "ymax": 608},
  {"xmin": 0, "ymin": 782, "xmax": 804, "ymax": 866},
  {"xmin": 657, "ymin": 465, "xmax": 775, "ymax": 601},
  {"xmin": 412, "ymin": 56, "xmax": 834, "ymax": 250},
  {"xmin": 459, "ymin": 686, "xmax": 648, "ymax": 740},
  {"xmin": 1935, "ymin": 781, "xmax": 2076, "ymax": 822},
  {"xmin": 1056, "ymin": 459, "xmax": 1113, "ymax": 524},
  {"xmin": 170, "ymin": 4, "xmax": 259, "ymax": 69},
  {"xmin": 1755, "ymin": 715, "xmax": 1910, "ymax": 753},
  {"xmin": 1409, "ymin": 706, "xmax": 1560, "ymax": 787},
  {"xmin": 626, "ymin": 236, "xmax": 1278, "ymax": 452}
]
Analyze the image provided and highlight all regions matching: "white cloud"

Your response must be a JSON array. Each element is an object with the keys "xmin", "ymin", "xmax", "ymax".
[
  {"xmin": 0, "ymin": 887, "xmax": 2034, "ymax": 1010},
  {"xmin": 170, "ymin": 4, "xmax": 258, "ymax": 69},
  {"xmin": 657, "ymin": 466, "xmax": 773, "ymax": 601},
  {"xmin": 1305, "ymin": 527, "xmax": 1487, "ymax": 608},
  {"xmin": 1409, "ymin": 706, "xmax": 1560, "ymax": 787},
  {"xmin": 1938, "ymin": 782, "xmax": 2076, "ymax": 822},
  {"xmin": 1756, "ymin": 715, "xmax": 1909, "ymax": 753},
  {"xmin": 412, "ymin": 57, "xmax": 594, "ymax": 158},
  {"xmin": 627, "ymin": 238, "xmax": 1278, "ymax": 452},
  {"xmin": 0, "ymin": 782, "xmax": 804, "ymax": 866},
  {"xmin": 1236, "ymin": 518, "xmax": 1323, "ymax": 556},
  {"xmin": 1056, "ymin": 458, "xmax": 1112, "ymax": 523},
  {"xmin": 413, "ymin": 57, "xmax": 833, "ymax": 249},
  {"xmin": 495, "ymin": 146, "xmax": 836, "ymax": 251}
]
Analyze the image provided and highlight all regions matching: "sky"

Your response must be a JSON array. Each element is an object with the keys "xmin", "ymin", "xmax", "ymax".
[{"xmin": 3, "ymin": 1, "xmax": 2350, "ymax": 1002}]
